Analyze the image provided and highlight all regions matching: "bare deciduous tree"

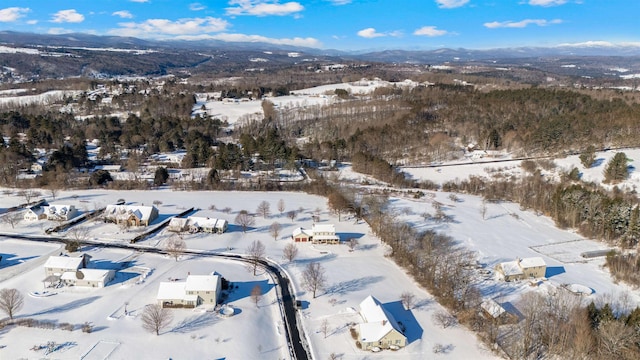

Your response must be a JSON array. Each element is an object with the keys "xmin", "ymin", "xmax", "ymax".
[
  {"xmin": 347, "ymin": 238, "xmax": 358, "ymax": 251},
  {"xmin": 256, "ymin": 201, "xmax": 271, "ymax": 219},
  {"xmin": 66, "ymin": 226, "xmax": 90, "ymax": 243},
  {"xmin": 0, "ymin": 288, "xmax": 24, "ymax": 320},
  {"xmin": 48, "ymin": 186, "xmax": 59, "ymax": 201},
  {"xmin": 235, "ymin": 210, "xmax": 255, "ymax": 233},
  {"xmin": 251, "ymin": 284, "xmax": 262, "ymax": 307},
  {"xmin": 433, "ymin": 310, "xmax": 457, "ymax": 328},
  {"xmin": 246, "ymin": 240, "xmax": 265, "ymax": 276},
  {"xmin": 141, "ymin": 304, "xmax": 173, "ymax": 335},
  {"xmin": 283, "ymin": 243, "xmax": 299, "ymax": 263},
  {"xmin": 302, "ymin": 262, "xmax": 326, "ymax": 298},
  {"xmin": 18, "ymin": 189, "xmax": 41, "ymax": 205},
  {"xmin": 287, "ymin": 210, "xmax": 297, "ymax": 222},
  {"xmin": 277, "ymin": 199, "xmax": 286, "ymax": 214},
  {"xmin": 165, "ymin": 237, "xmax": 186, "ymax": 262},
  {"xmin": 1, "ymin": 212, "xmax": 21, "ymax": 229},
  {"xmin": 269, "ymin": 221, "xmax": 281, "ymax": 241},
  {"xmin": 400, "ymin": 291, "xmax": 416, "ymax": 310},
  {"xmin": 481, "ymin": 199, "xmax": 488, "ymax": 220},
  {"xmin": 320, "ymin": 318, "xmax": 330, "ymax": 339}
]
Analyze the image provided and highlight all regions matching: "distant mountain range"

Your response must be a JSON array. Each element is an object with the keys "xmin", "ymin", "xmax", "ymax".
[{"xmin": 0, "ymin": 31, "xmax": 639, "ymax": 80}]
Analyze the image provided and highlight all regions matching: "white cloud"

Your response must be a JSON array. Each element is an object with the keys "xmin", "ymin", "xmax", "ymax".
[
  {"xmin": 0, "ymin": 7, "xmax": 30, "ymax": 22},
  {"xmin": 175, "ymin": 33, "xmax": 321, "ymax": 47},
  {"xmin": 112, "ymin": 10, "xmax": 134, "ymax": 19},
  {"xmin": 528, "ymin": 0, "xmax": 567, "ymax": 6},
  {"xmin": 26, "ymin": 19, "xmax": 38, "ymax": 25},
  {"xmin": 51, "ymin": 9, "xmax": 85, "ymax": 23},
  {"xmin": 109, "ymin": 17, "xmax": 230, "ymax": 37},
  {"xmin": 484, "ymin": 18, "xmax": 562, "ymax": 28},
  {"xmin": 435, "ymin": 0, "xmax": 469, "ymax": 8},
  {"xmin": 414, "ymin": 26, "xmax": 448, "ymax": 37},
  {"xmin": 130, "ymin": 0, "xmax": 149, "ymax": 3},
  {"xmin": 190, "ymin": 3, "xmax": 207, "ymax": 11},
  {"xmin": 329, "ymin": 0, "xmax": 352, "ymax": 5},
  {"xmin": 357, "ymin": 27, "xmax": 385, "ymax": 38},
  {"xmin": 226, "ymin": 1, "xmax": 304, "ymax": 16}
]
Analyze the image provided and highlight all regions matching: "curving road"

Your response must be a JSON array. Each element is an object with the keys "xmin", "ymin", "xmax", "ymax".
[{"xmin": 0, "ymin": 233, "xmax": 311, "ymax": 360}]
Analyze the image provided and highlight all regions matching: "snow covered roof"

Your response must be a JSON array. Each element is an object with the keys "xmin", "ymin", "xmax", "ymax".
[
  {"xmin": 44, "ymin": 256, "xmax": 84, "ymax": 271},
  {"xmin": 43, "ymin": 204, "xmax": 75, "ymax": 216},
  {"xmin": 312, "ymin": 224, "xmax": 335, "ymax": 233},
  {"xmin": 168, "ymin": 217, "xmax": 188, "ymax": 228},
  {"xmin": 157, "ymin": 282, "xmax": 187, "ymax": 300},
  {"xmin": 60, "ymin": 269, "xmax": 112, "ymax": 282},
  {"xmin": 26, "ymin": 206, "xmax": 44, "ymax": 215},
  {"xmin": 498, "ymin": 260, "xmax": 523, "ymax": 276},
  {"xmin": 292, "ymin": 227, "xmax": 313, "ymax": 237},
  {"xmin": 481, "ymin": 299, "xmax": 506, "ymax": 318},
  {"xmin": 104, "ymin": 204, "xmax": 157, "ymax": 221},
  {"xmin": 185, "ymin": 274, "xmax": 219, "ymax": 292},
  {"xmin": 519, "ymin": 257, "xmax": 546, "ymax": 269},
  {"xmin": 189, "ymin": 217, "xmax": 219, "ymax": 229},
  {"xmin": 358, "ymin": 295, "xmax": 404, "ymax": 343}
]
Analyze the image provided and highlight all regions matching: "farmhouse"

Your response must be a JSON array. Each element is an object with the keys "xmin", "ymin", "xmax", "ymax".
[
  {"xmin": 168, "ymin": 216, "xmax": 228, "ymax": 234},
  {"xmin": 356, "ymin": 296, "xmax": 407, "ymax": 351},
  {"xmin": 60, "ymin": 269, "xmax": 115, "ymax": 288},
  {"xmin": 291, "ymin": 224, "xmax": 340, "ymax": 244},
  {"xmin": 157, "ymin": 274, "xmax": 221, "ymax": 308},
  {"xmin": 104, "ymin": 204, "xmax": 159, "ymax": 226},
  {"xmin": 495, "ymin": 257, "xmax": 547, "ymax": 281}
]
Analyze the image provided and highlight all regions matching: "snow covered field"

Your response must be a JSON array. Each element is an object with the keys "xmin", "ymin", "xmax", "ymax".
[
  {"xmin": 403, "ymin": 147, "xmax": 640, "ymax": 191},
  {"xmin": 1, "ymin": 190, "xmax": 497, "ymax": 359}
]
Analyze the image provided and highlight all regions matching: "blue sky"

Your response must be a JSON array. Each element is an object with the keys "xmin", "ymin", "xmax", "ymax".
[{"xmin": 0, "ymin": 1, "xmax": 638, "ymax": 50}]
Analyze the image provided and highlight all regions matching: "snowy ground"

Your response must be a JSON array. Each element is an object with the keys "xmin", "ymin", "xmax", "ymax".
[
  {"xmin": 402, "ymin": 148, "xmax": 640, "ymax": 191},
  {"xmin": 0, "ymin": 189, "xmax": 497, "ymax": 359},
  {"xmin": 190, "ymin": 78, "xmax": 425, "ymax": 127}
]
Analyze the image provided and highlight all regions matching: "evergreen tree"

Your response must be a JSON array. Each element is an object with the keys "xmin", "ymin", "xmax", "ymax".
[
  {"xmin": 603, "ymin": 152, "xmax": 629, "ymax": 183},
  {"xmin": 154, "ymin": 167, "xmax": 169, "ymax": 186},
  {"xmin": 579, "ymin": 145, "xmax": 597, "ymax": 168}
]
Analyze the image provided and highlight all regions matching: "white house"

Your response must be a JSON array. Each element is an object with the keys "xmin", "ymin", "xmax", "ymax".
[
  {"xmin": 495, "ymin": 257, "xmax": 547, "ymax": 281},
  {"xmin": 167, "ymin": 216, "xmax": 228, "ymax": 234},
  {"xmin": 24, "ymin": 205, "xmax": 46, "ymax": 221},
  {"xmin": 42, "ymin": 204, "xmax": 79, "ymax": 221},
  {"xmin": 356, "ymin": 295, "xmax": 407, "ymax": 351},
  {"xmin": 157, "ymin": 274, "xmax": 221, "ymax": 308},
  {"xmin": 60, "ymin": 269, "xmax": 115, "ymax": 288},
  {"xmin": 43, "ymin": 255, "xmax": 89, "ymax": 276},
  {"xmin": 311, "ymin": 224, "xmax": 340, "ymax": 244},
  {"xmin": 291, "ymin": 224, "xmax": 340, "ymax": 244},
  {"xmin": 104, "ymin": 204, "xmax": 159, "ymax": 226}
]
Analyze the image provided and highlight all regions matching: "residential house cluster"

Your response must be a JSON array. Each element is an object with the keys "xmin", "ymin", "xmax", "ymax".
[
  {"xmin": 292, "ymin": 223, "xmax": 340, "ymax": 244},
  {"xmin": 495, "ymin": 257, "xmax": 547, "ymax": 282},
  {"xmin": 156, "ymin": 274, "xmax": 222, "ymax": 308},
  {"xmin": 167, "ymin": 216, "xmax": 228, "ymax": 234}
]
